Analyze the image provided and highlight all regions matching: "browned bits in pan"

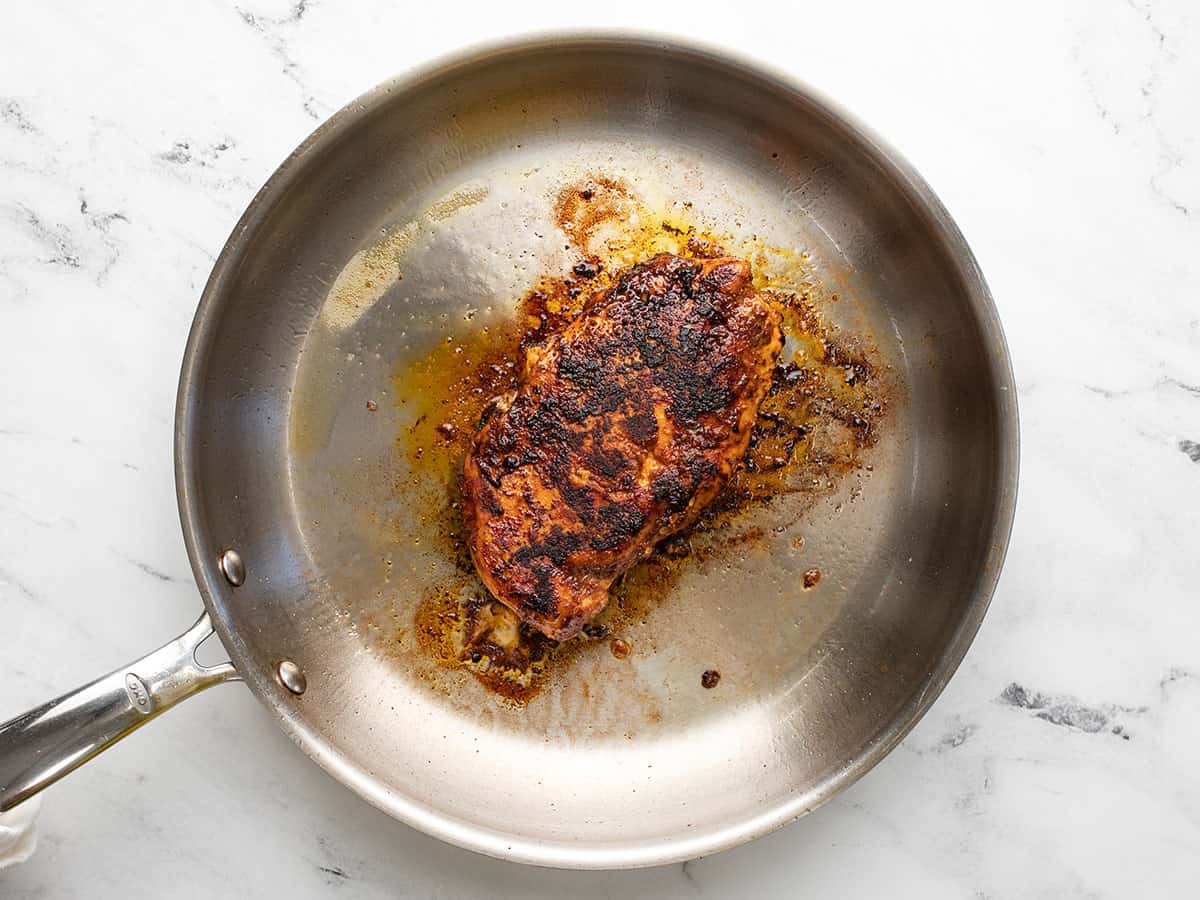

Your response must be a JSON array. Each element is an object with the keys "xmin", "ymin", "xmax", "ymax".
[
  {"xmin": 553, "ymin": 176, "xmax": 634, "ymax": 254},
  {"xmin": 582, "ymin": 622, "xmax": 608, "ymax": 639},
  {"xmin": 571, "ymin": 260, "xmax": 600, "ymax": 279},
  {"xmin": 397, "ymin": 176, "xmax": 890, "ymax": 704},
  {"xmin": 701, "ymin": 669, "xmax": 721, "ymax": 689}
]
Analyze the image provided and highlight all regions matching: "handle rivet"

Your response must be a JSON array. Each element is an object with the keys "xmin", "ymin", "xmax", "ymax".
[
  {"xmin": 276, "ymin": 660, "xmax": 307, "ymax": 695},
  {"xmin": 219, "ymin": 549, "xmax": 245, "ymax": 587}
]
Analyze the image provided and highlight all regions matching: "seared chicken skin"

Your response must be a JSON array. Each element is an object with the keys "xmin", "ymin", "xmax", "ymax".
[{"xmin": 462, "ymin": 254, "xmax": 783, "ymax": 640}]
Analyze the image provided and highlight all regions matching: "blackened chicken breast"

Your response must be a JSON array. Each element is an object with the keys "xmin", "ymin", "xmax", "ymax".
[{"xmin": 462, "ymin": 254, "xmax": 783, "ymax": 640}]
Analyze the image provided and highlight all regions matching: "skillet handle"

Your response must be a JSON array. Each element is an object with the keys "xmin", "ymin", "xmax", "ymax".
[{"xmin": 0, "ymin": 612, "xmax": 238, "ymax": 811}]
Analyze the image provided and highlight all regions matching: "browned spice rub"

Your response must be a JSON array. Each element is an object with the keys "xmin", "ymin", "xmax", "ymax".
[{"xmin": 462, "ymin": 253, "xmax": 783, "ymax": 640}]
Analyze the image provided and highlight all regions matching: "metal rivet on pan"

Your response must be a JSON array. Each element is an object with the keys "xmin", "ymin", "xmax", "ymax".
[
  {"xmin": 219, "ymin": 549, "xmax": 245, "ymax": 587},
  {"xmin": 276, "ymin": 660, "xmax": 307, "ymax": 695}
]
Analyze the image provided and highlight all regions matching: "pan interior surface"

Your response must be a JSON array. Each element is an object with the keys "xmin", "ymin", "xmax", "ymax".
[{"xmin": 179, "ymin": 38, "xmax": 1015, "ymax": 867}]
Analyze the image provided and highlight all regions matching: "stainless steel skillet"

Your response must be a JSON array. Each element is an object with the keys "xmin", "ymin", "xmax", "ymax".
[{"xmin": 0, "ymin": 33, "xmax": 1018, "ymax": 868}]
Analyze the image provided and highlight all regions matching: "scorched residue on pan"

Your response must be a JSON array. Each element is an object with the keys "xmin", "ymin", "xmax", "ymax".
[{"xmin": 393, "ymin": 175, "xmax": 891, "ymax": 705}]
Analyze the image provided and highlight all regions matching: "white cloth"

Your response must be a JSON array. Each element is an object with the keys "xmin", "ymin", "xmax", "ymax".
[{"xmin": 0, "ymin": 796, "xmax": 41, "ymax": 869}]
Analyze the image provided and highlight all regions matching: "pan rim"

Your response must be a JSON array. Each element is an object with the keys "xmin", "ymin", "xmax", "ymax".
[{"xmin": 174, "ymin": 28, "xmax": 1019, "ymax": 869}]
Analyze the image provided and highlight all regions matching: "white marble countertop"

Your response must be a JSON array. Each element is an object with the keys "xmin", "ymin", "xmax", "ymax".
[{"xmin": 2, "ymin": 1, "xmax": 1198, "ymax": 897}]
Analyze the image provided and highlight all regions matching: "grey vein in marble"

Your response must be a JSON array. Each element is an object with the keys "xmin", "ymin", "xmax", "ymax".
[
  {"xmin": 234, "ymin": 0, "xmax": 324, "ymax": 120},
  {"xmin": 15, "ymin": 205, "xmax": 81, "ymax": 269},
  {"xmin": 936, "ymin": 722, "xmax": 977, "ymax": 751},
  {"xmin": 0, "ymin": 98, "xmax": 36, "ymax": 134},
  {"xmin": 1073, "ymin": 0, "xmax": 1196, "ymax": 217},
  {"xmin": 156, "ymin": 139, "xmax": 235, "ymax": 168},
  {"xmin": 998, "ymin": 683, "xmax": 1145, "ymax": 739},
  {"xmin": 1160, "ymin": 667, "xmax": 1197, "ymax": 689},
  {"xmin": 0, "ymin": 564, "xmax": 39, "ymax": 602}
]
